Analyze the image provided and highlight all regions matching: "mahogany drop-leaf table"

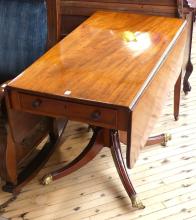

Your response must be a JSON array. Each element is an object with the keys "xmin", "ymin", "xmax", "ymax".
[{"xmin": 4, "ymin": 11, "xmax": 188, "ymax": 208}]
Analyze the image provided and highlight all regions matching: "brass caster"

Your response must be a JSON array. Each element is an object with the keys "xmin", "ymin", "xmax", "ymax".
[
  {"xmin": 161, "ymin": 133, "xmax": 172, "ymax": 146},
  {"xmin": 41, "ymin": 174, "xmax": 53, "ymax": 185},
  {"xmin": 130, "ymin": 195, "xmax": 145, "ymax": 209}
]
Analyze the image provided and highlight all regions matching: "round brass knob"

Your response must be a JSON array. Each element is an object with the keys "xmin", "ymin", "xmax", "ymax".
[
  {"xmin": 91, "ymin": 111, "xmax": 101, "ymax": 121},
  {"xmin": 32, "ymin": 99, "xmax": 42, "ymax": 108}
]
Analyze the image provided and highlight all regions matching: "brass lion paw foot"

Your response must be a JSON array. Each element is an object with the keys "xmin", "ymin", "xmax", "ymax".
[
  {"xmin": 41, "ymin": 174, "xmax": 53, "ymax": 185},
  {"xmin": 131, "ymin": 195, "xmax": 145, "ymax": 209},
  {"xmin": 161, "ymin": 133, "xmax": 172, "ymax": 146}
]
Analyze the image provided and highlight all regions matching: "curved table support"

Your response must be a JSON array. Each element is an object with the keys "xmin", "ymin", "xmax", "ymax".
[
  {"xmin": 42, "ymin": 127, "xmax": 104, "ymax": 184},
  {"xmin": 2, "ymin": 118, "xmax": 67, "ymax": 195},
  {"xmin": 110, "ymin": 130, "xmax": 145, "ymax": 209},
  {"xmin": 183, "ymin": 10, "xmax": 194, "ymax": 95},
  {"xmin": 1, "ymin": 83, "xmax": 68, "ymax": 194},
  {"xmin": 42, "ymin": 128, "xmax": 145, "ymax": 209},
  {"xmin": 183, "ymin": 61, "xmax": 193, "ymax": 94},
  {"xmin": 120, "ymin": 132, "xmax": 172, "ymax": 148},
  {"xmin": 145, "ymin": 133, "xmax": 172, "ymax": 147}
]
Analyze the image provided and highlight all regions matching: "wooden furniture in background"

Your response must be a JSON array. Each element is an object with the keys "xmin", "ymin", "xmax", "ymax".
[
  {"xmin": 186, "ymin": 0, "xmax": 196, "ymax": 13},
  {"xmin": 0, "ymin": 0, "xmax": 67, "ymax": 195},
  {"xmin": 60, "ymin": 0, "xmax": 194, "ymax": 94},
  {"xmin": 5, "ymin": 11, "xmax": 188, "ymax": 207},
  {"xmin": 182, "ymin": 0, "xmax": 196, "ymax": 92},
  {"xmin": 46, "ymin": 0, "xmax": 61, "ymax": 49}
]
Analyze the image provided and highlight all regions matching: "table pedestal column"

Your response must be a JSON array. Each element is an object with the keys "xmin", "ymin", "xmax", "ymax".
[{"xmin": 42, "ymin": 127, "xmax": 145, "ymax": 209}]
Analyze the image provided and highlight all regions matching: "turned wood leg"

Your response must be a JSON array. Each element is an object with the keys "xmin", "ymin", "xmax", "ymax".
[
  {"xmin": 145, "ymin": 133, "xmax": 172, "ymax": 147},
  {"xmin": 110, "ymin": 130, "xmax": 145, "ymax": 209},
  {"xmin": 42, "ymin": 127, "xmax": 104, "ymax": 184},
  {"xmin": 174, "ymin": 72, "xmax": 182, "ymax": 121}
]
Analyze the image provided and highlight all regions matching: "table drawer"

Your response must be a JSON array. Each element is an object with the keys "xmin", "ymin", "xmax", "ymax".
[
  {"xmin": 66, "ymin": 102, "xmax": 117, "ymax": 128},
  {"xmin": 19, "ymin": 93, "xmax": 117, "ymax": 128}
]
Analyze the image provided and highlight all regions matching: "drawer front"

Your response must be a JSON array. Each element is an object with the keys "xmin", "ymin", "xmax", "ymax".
[
  {"xmin": 66, "ymin": 102, "xmax": 117, "ymax": 128},
  {"xmin": 19, "ymin": 93, "xmax": 117, "ymax": 128}
]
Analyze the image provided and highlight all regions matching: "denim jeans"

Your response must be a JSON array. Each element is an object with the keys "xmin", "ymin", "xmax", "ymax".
[{"xmin": 0, "ymin": 0, "xmax": 47, "ymax": 83}]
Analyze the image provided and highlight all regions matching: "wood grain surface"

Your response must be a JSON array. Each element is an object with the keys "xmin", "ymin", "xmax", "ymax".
[
  {"xmin": 128, "ymin": 26, "xmax": 187, "ymax": 167},
  {"xmin": 7, "ymin": 11, "xmax": 186, "ymax": 110}
]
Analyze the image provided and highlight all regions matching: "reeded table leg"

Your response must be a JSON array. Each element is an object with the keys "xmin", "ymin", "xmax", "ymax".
[
  {"xmin": 120, "ymin": 132, "xmax": 171, "ymax": 148},
  {"xmin": 145, "ymin": 133, "xmax": 172, "ymax": 147},
  {"xmin": 110, "ymin": 130, "xmax": 145, "ymax": 209},
  {"xmin": 42, "ymin": 127, "xmax": 104, "ymax": 184}
]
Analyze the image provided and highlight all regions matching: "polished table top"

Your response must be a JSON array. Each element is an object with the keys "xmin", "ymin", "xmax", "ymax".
[{"xmin": 8, "ymin": 11, "xmax": 186, "ymax": 110}]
